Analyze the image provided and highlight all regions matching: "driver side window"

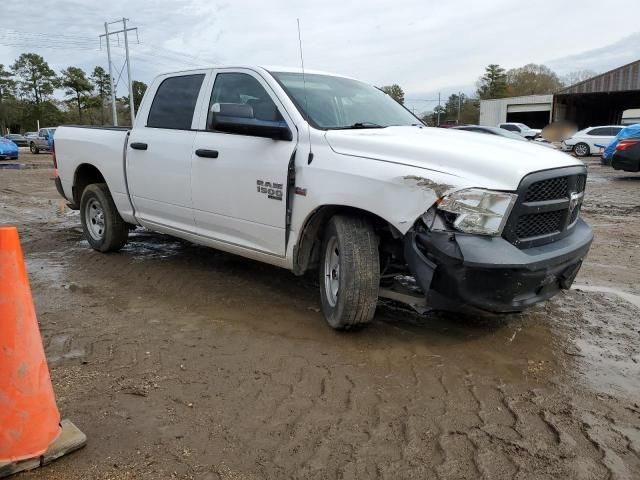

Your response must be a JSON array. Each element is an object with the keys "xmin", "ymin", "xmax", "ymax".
[{"xmin": 207, "ymin": 73, "xmax": 282, "ymax": 130}]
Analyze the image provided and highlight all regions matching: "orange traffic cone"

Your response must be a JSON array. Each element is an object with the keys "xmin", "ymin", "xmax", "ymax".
[{"xmin": 0, "ymin": 227, "xmax": 86, "ymax": 477}]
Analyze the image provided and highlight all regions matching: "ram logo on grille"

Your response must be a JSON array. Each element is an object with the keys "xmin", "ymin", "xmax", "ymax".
[{"xmin": 569, "ymin": 191, "xmax": 582, "ymax": 215}]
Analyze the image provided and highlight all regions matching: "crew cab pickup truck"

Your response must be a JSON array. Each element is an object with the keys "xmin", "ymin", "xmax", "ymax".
[
  {"xmin": 29, "ymin": 128, "xmax": 56, "ymax": 154},
  {"xmin": 54, "ymin": 66, "xmax": 593, "ymax": 329}
]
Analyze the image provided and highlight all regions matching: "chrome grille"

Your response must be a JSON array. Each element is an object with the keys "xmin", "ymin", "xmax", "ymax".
[{"xmin": 503, "ymin": 168, "xmax": 587, "ymax": 248}]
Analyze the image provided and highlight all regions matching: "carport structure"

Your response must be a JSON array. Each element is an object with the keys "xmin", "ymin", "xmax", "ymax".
[{"xmin": 553, "ymin": 60, "xmax": 640, "ymax": 130}]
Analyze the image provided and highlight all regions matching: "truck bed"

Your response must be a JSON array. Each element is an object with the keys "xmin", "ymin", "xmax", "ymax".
[{"xmin": 55, "ymin": 125, "xmax": 136, "ymax": 222}]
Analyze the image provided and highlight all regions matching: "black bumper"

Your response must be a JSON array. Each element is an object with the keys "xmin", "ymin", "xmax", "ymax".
[
  {"xmin": 404, "ymin": 219, "xmax": 593, "ymax": 313},
  {"xmin": 612, "ymin": 153, "xmax": 640, "ymax": 172}
]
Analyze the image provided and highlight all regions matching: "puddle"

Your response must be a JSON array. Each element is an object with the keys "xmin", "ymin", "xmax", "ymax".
[
  {"xmin": 573, "ymin": 284, "xmax": 640, "ymax": 309},
  {"xmin": 25, "ymin": 254, "xmax": 69, "ymax": 285},
  {"xmin": 123, "ymin": 231, "xmax": 188, "ymax": 261},
  {"xmin": 558, "ymin": 291, "xmax": 640, "ymax": 400},
  {"xmin": 0, "ymin": 162, "xmax": 52, "ymax": 170}
]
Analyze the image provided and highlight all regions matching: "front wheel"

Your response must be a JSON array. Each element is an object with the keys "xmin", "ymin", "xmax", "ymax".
[
  {"xmin": 573, "ymin": 142, "xmax": 590, "ymax": 157},
  {"xmin": 80, "ymin": 183, "xmax": 129, "ymax": 252},
  {"xmin": 30, "ymin": 143, "xmax": 39, "ymax": 154},
  {"xmin": 319, "ymin": 215, "xmax": 380, "ymax": 330}
]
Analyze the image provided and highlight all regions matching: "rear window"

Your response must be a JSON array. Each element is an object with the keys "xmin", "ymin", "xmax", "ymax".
[{"xmin": 147, "ymin": 74, "xmax": 205, "ymax": 130}]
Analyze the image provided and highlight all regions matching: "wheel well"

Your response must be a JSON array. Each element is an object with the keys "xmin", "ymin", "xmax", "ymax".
[
  {"xmin": 73, "ymin": 163, "xmax": 106, "ymax": 206},
  {"xmin": 292, "ymin": 205, "xmax": 402, "ymax": 275}
]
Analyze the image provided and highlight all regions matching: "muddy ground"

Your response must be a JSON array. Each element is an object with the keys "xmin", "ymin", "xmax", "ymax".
[{"xmin": 1, "ymin": 150, "xmax": 639, "ymax": 479}]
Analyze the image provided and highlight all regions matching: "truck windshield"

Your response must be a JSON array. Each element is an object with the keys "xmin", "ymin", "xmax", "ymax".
[{"xmin": 270, "ymin": 71, "xmax": 421, "ymax": 130}]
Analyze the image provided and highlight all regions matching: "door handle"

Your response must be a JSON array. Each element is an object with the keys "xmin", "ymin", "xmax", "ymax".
[
  {"xmin": 130, "ymin": 142, "xmax": 148, "ymax": 150},
  {"xmin": 195, "ymin": 149, "xmax": 219, "ymax": 158}
]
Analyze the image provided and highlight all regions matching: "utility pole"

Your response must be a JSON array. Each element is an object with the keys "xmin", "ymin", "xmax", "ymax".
[
  {"xmin": 457, "ymin": 91, "xmax": 462, "ymax": 124},
  {"xmin": 437, "ymin": 92, "xmax": 441, "ymax": 126},
  {"xmin": 100, "ymin": 19, "xmax": 139, "ymax": 126},
  {"xmin": 103, "ymin": 22, "xmax": 118, "ymax": 126},
  {"xmin": 123, "ymin": 18, "xmax": 135, "ymax": 122}
]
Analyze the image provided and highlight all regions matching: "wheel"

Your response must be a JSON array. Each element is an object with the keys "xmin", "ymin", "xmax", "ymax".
[
  {"xmin": 30, "ymin": 142, "xmax": 39, "ymax": 154},
  {"xmin": 319, "ymin": 215, "xmax": 380, "ymax": 330},
  {"xmin": 573, "ymin": 143, "xmax": 590, "ymax": 157},
  {"xmin": 80, "ymin": 183, "xmax": 128, "ymax": 252}
]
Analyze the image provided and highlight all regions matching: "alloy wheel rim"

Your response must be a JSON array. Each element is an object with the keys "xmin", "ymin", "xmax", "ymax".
[{"xmin": 324, "ymin": 236, "xmax": 340, "ymax": 307}]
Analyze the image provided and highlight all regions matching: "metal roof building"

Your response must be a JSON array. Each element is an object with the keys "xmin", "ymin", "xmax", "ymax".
[{"xmin": 553, "ymin": 60, "xmax": 640, "ymax": 129}]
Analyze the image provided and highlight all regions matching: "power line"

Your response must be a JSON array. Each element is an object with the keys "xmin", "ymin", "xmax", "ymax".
[{"xmin": 100, "ymin": 19, "xmax": 139, "ymax": 126}]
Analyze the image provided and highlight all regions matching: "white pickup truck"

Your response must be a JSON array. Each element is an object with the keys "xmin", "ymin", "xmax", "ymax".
[{"xmin": 54, "ymin": 66, "xmax": 593, "ymax": 329}]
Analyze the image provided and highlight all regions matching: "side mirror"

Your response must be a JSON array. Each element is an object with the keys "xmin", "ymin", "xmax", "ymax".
[
  {"xmin": 209, "ymin": 103, "xmax": 292, "ymax": 141},
  {"xmin": 212, "ymin": 102, "xmax": 255, "ymax": 119}
]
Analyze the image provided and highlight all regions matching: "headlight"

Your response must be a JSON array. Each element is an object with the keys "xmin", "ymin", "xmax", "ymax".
[{"xmin": 435, "ymin": 188, "xmax": 517, "ymax": 236}]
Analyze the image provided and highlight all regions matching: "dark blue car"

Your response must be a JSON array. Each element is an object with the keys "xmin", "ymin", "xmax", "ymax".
[{"xmin": 0, "ymin": 137, "xmax": 19, "ymax": 160}]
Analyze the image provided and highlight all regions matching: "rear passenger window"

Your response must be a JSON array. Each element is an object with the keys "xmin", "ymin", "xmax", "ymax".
[
  {"xmin": 147, "ymin": 74, "xmax": 205, "ymax": 130},
  {"xmin": 609, "ymin": 127, "xmax": 623, "ymax": 136}
]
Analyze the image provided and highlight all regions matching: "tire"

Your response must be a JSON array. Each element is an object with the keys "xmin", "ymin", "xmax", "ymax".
[
  {"xmin": 573, "ymin": 143, "xmax": 590, "ymax": 157},
  {"xmin": 319, "ymin": 215, "xmax": 380, "ymax": 330},
  {"xmin": 30, "ymin": 142, "xmax": 39, "ymax": 154},
  {"xmin": 79, "ymin": 183, "xmax": 128, "ymax": 252}
]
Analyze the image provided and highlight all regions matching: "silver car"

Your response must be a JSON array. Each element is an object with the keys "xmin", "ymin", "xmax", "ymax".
[{"xmin": 28, "ymin": 128, "xmax": 56, "ymax": 154}]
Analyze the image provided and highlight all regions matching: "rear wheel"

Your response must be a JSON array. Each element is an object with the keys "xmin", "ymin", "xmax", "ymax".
[
  {"xmin": 573, "ymin": 142, "xmax": 590, "ymax": 157},
  {"xmin": 80, "ymin": 183, "xmax": 128, "ymax": 252},
  {"xmin": 319, "ymin": 215, "xmax": 380, "ymax": 330},
  {"xmin": 30, "ymin": 142, "xmax": 39, "ymax": 154}
]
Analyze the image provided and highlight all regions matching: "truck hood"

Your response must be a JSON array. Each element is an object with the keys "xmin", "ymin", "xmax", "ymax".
[{"xmin": 324, "ymin": 126, "xmax": 582, "ymax": 191}]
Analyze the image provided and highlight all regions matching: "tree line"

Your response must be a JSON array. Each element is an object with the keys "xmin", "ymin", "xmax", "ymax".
[
  {"xmin": 381, "ymin": 63, "xmax": 596, "ymax": 126},
  {"xmin": 0, "ymin": 52, "xmax": 147, "ymax": 135}
]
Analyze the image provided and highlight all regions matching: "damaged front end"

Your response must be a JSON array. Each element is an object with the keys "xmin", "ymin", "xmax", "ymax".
[{"xmin": 402, "ymin": 168, "xmax": 594, "ymax": 314}]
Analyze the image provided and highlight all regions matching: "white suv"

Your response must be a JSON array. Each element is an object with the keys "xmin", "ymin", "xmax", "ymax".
[
  {"xmin": 561, "ymin": 125, "xmax": 624, "ymax": 157},
  {"xmin": 498, "ymin": 123, "xmax": 542, "ymax": 140}
]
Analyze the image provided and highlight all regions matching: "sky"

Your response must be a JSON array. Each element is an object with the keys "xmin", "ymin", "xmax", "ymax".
[{"xmin": 1, "ymin": 0, "xmax": 640, "ymax": 115}]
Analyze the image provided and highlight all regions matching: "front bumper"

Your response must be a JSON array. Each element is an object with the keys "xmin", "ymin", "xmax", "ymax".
[
  {"xmin": 404, "ymin": 219, "xmax": 593, "ymax": 313},
  {"xmin": 560, "ymin": 141, "xmax": 574, "ymax": 152}
]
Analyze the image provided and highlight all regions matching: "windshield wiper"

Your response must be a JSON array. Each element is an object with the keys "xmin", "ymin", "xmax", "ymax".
[{"xmin": 336, "ymin": 122, "xmax": 385, "ymax": 129}]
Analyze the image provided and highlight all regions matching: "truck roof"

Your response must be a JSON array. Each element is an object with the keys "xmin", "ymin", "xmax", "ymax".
[{"xmin": 158, "ymin": 65, "xmax": 353, "ymax": 80}]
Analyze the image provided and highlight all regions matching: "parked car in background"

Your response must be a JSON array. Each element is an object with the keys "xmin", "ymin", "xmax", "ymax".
[
  {"xmin": 561, "ymin": 125, "xmax": 624, "ymax": 157},
  {"xmin": 0, "ymin": 137, "xmax": 19, "ymax": 160},
  {"xmin": 601, "ymin": 124, "xmax": 640, "ymax": 165},
  {"xmin": 438, "ymin": 120, "xmax": 461, "ymax": 128},
  {"xmin": 453, "ymin": 125, "xmax": 557, "ymax": 148},
  {"xmin": 24, "ymin": 131, "xmax": 38, "ymax": 138},
  {"xmin": 611, "ymin": 138, "xmax": 640, "ymax": 172},
  {"xmin": 3, "ymin": 133, "xmax": 28, "ymax": 147},
  {"xmin": 498, "ymin": 122, "xmax": 542, "ymax": 140},
  {"xmin": 28, "ymin": 128, "xmax": 56, "ymax": 154}
]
